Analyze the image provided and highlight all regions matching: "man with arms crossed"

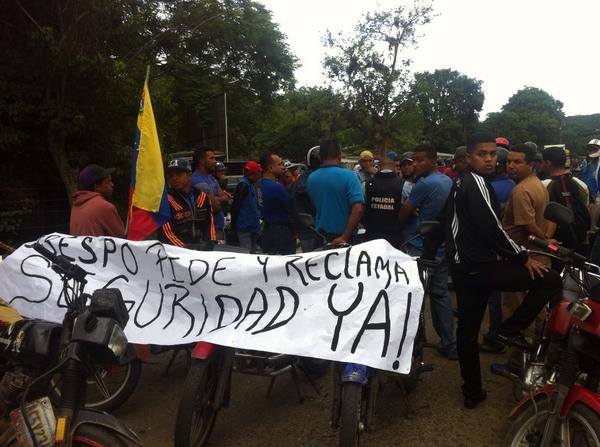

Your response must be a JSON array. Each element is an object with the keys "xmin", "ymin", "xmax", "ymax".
[{"xmin": 399, "ymin": 144, "xmax": 456, "ymax": 360}]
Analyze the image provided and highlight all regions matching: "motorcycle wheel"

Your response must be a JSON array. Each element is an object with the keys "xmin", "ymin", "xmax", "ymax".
[
  {"xmin": 503, "ymin": 399, "xmax": 600, "ymax": 447},
  {"xmin": 4, "ymin": 424, "xmax": 128, "ymax": 446},
  {"xmin": 174, "ymin": 358, "xmax": 219, "ymax": 447},
  {"xmin": 339, "ymin": 382, "xmax": 363, "ymax": 447},
  {"xmin": 50, "ymin": 359, "xmax": 142, "ymax": 412}
]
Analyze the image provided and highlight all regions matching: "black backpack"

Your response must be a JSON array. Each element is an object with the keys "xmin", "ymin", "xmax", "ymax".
[
  {"xmin": 289, "ymin": 170, "xmax": 315, "ymax": 228},
  {"xmin": 546, "ymin": 174, "xmax": 591, "ymax": 247}
]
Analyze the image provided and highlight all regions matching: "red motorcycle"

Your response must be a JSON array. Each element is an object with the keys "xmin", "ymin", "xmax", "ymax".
[{"xmin": 504, "ymin": 203, "xmax": 600, "ymax": 446}]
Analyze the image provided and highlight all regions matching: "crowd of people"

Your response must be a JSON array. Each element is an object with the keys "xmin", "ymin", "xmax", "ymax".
[{"xmin": 68, "ymin": 134, "xmax": 600, "ymax": 409}]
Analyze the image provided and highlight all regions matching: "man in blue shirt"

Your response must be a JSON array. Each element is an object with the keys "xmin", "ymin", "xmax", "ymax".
[
  {"xmin": 191, "ymin": 147, "xmax": 232, "ymax": 241},
  {"xmin": 581, "ymin": 140, "xmax": 600, "ymax": 232},
  {"xmin": 259, "ymin": 152, "xmax": 296, "ymax": 254},
  {"xmin": 231, "ymin": 161, "xmax": 262, "ymax": 252},
  {"xmin": 307, "ymin": 140, "xmax": 364, "ymax": 245},
  {"xmin": 399, "ymin": 143, "xmax": 456, "ymax": 360}
]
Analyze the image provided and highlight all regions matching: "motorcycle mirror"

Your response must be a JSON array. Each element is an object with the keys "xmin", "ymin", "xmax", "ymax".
[
  {"xmin": 297, "ymin": 213, "xmax": 315, "ymax": 229},
  {"xmin": 418, "ymin": 221, "xmax": 440, "ymax": 236},
  {"xmin": 544, "ymin": 202, "xmax": 574, "ymax": 226}
]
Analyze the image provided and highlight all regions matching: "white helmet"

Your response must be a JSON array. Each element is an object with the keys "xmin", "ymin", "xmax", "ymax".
[
  {"xmin": 306, "ymin": 146, "xmax": 321, "ymax": 169},
  {"xmin": 588, "ymin": 139, "xmax": 600, "ymax": 147}
]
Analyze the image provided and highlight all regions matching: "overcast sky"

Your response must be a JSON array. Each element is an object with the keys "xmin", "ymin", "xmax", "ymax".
[{"xmin": 259, "ymin": 0, "xmax": 600, "ymax": 118}]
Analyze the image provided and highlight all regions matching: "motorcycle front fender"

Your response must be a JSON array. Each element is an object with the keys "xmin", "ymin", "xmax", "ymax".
[
  {"xmin": 191, "ymin": 341, "xmax": 215, "ymax": 359},
  {"xmin": 508, "ymin": 384, "xmax": 600, "ymax": 418},
  {"xmin": 131, "ymin": 343, "xmax": 158, "ymax": 364},
  {"xmin": 67, "ymin": 409, "xmax": 143, "ymax": 446},
  {"xmin": 341, "ymin": 363, "xmax": 369, "ymax": 384},
  {"xmin": 562, "ymin": 384, "xmax": 600, "ymax": 416}
]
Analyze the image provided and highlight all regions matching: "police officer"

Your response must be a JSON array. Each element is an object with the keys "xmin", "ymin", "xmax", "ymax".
[{"xmin": 362, "ymin": 156, "xmax": 404, "ymax": 249}]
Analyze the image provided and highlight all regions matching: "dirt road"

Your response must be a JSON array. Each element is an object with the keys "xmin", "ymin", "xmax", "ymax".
[{"xmin": 117, "ymin": 341, "xmax": 517, "ymax": 446}]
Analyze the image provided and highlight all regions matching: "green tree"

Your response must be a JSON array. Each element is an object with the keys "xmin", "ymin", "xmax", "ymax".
[
  {"xmin": 0, "ymin": 0, "xmax": 157, "ymax": 201},
  {"xmin": 483, "ymin": 87, "xmax": 564, "ymax": 147},
  {"xmin": 562, "ymin": 114, "xmax": 600, "ymax": 156},
  {"xmin": 0, "ymin": 0, "xmax": 297, "ymax": 203},
  {"xmin": 253, "ymin": 87, "xmax": 355, "ymax": 160},
  {"xmin": 411, "ymin": 69, "xmax": 484, "ymax": 152},
  {"xmin": 323, "ymin": 2, "xmax": 434, "ymax": 152},
  {"xmin": 153, "ymin": 0, "xmax": 297, "ymax": 156}
]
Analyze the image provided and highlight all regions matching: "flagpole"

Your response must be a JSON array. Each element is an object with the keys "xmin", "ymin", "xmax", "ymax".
[{"xmin": 145, "ymin": 65, "xmax": 150, "ymax": 84}]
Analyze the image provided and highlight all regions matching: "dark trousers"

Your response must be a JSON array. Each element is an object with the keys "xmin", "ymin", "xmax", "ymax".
[
  {"xmin": 262, "ymin": 225, "xmax": 296, "ymax": 255},
  {"xmin": 485, "ymin": 290, "xmax": 502, "ymax": 338},
  {"xmin": 450, "ymin": 261, "xmax": 561, "ymax": 396}
]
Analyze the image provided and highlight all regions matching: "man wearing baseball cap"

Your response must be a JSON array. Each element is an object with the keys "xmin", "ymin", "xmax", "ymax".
[
  {"xmin": 158, "ymin": 158, "xmax": 215, "ymax": 247},
  {"xmin": 213, "ymin": 161, "xmax": 228, "ymax": 191},
  {"xmin": 230, "ymin": 161, "xmax": 262, "ymax": 252},
  {"xmin": 399, "ymin": 151, "xmax": 416, "ymax": 202},
  {"xmin": 356, "ymin": 150, "xmax": 376, "ymax": 184},
  {"xmin": 70, "ymin": 164, "xmax": 125, "ymax": 237}
]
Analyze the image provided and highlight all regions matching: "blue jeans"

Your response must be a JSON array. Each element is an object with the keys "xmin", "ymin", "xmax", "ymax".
[
  {"xmin": 238, "ymin": 231, "xmax": 258, "ymax": 253},
  {"xmin": 406, "ymin": 245, "xmax": 456, "ymax": 352}
]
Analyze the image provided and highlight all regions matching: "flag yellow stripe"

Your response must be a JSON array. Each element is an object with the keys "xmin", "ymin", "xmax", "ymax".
[{"xmin": 133, "ymin": 82, "xmax": 165, "ymax": 212}]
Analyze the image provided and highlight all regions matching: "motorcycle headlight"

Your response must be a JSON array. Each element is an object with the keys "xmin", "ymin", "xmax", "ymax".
[{"xmin": 107, "ymin": 325, "xmax": 128, "ymax": 358}]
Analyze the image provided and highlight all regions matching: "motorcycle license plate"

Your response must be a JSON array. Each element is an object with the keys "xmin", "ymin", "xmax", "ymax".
[
  {"xmin": 10, "ymin": 396, "xmax": 56, "ymax": 447},
  {"xmin": 569, "ymin": 301, "xmax": 593, "ymax": 321}
]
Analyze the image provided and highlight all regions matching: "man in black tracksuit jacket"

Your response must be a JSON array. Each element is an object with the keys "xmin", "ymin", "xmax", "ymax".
[{"xmin": 423, "ymin": 132, "xmax": 561, "ymax": 408}]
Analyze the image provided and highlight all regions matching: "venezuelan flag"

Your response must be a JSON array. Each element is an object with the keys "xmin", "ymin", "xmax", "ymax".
[{"xmin": 127, "ymin": 80, "xmax": 171, "ymax": 240}]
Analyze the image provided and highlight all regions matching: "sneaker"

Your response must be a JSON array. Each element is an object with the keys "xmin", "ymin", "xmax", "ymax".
[
  {"xmin": 479, "ymin": 335, "xmax": 507, "ymax": 354},
  {"xmin": 464, "ymin": 389, "xmax": 487, "ymax": 409},
  {"xmin": 490, "ymin": 362, "xmax": 520, "ymax": 379},
  {"xmin": 437, "ymin": 346, "xmax": 459, "ymax": 361}
]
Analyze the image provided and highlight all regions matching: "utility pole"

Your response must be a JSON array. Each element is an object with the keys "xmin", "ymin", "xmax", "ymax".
[{"xmin": 224, "ymin": 92, "xmax": 229, "ymax": 162}]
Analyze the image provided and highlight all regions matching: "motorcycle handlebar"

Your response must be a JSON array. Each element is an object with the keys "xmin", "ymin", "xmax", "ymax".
[
  {"xmin": 33, "ymin": 242, "xmax": 88, "ymax": 282},
  {"xmin": 527, "ymin": 235, "xmax": 588, "ymax": 268}
]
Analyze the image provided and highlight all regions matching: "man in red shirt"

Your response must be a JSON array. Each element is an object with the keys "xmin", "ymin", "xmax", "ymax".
[{"xmin": 70, "ymin": 164, "xmax": 125, "ymax": 237}]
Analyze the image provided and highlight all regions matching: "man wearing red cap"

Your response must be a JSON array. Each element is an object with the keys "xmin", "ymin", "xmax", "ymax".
[
  {"xmin": 231, "ymin": 161, "xmax": 262, "ymax": 252},
  {"xmin": 70, "ymin": 164, "xmax": 125, "ymax": 237}
]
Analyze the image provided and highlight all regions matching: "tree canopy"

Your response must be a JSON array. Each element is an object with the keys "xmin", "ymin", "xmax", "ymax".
[
  {"xmin": 411, "ymin": 68, "xmax": 484, "ymax": 152},
  {"xmin": 323, "ymin": 2, "xmax": 434, "ymax": 151},
  {"xmin": 483, "ymin": 87, "xmax": 565, "ymax": 148}
]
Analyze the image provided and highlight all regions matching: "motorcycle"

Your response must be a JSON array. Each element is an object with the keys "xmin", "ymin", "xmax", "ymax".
[
  {"xmin": 0, "ymin": 242, "xmax": 142, "ymax": 447},
  {"xmin": 326, "ymin": 221, "xmax": 438, "ymax": 447},
  {"xmin": 173, "ymin": 244, "xmax": 325, "ymax": 447},
  {"xmin": 503, "ymin": 202, "xmax": 600, "ymax": 446}
]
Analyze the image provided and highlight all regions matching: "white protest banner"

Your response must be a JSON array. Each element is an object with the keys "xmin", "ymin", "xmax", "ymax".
[{"xmin": 0, "ymin": 234, "xmax": 423, "ymax": 373}]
